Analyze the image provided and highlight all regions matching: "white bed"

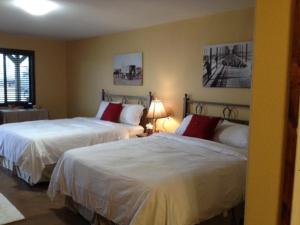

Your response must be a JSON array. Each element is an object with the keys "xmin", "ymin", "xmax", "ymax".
[
  {"xmin": 48, "ymin": 132, "xmax": 247, "ymax": 225},
  {"xmin": 0, "ymin": 117, "xmax": 144, "ymax": 185}
]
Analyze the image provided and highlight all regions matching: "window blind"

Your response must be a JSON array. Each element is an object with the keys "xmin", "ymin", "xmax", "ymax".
[{"xmin": 0, "ymin": 49, "xmax": 35, "ymax": 106}]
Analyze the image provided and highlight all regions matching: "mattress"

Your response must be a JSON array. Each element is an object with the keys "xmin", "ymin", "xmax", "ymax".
[
  {"xmin": 0, "ymin": 117, "xmax": 144, "ymax": 184},
  {"xmin": 48, "ymin": 133, "xmax": 247, "ymax": 225}
]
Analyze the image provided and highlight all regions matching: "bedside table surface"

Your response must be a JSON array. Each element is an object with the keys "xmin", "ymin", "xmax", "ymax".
[{"xmin": 136, "ymin": 133, "xmax": 150, "ymax": 137}]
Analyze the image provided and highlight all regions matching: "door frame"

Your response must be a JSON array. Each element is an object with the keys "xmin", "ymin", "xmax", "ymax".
[{"xmin": 281, "ymin": 0, "xmax": 300, "ymax": 224}]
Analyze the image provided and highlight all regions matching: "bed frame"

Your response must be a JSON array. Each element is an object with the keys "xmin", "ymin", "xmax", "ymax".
[
  {"xmin": 101, "ymin": 89, "xmax": 153, "ymax": 130},
  {"xmin": 183, "ymin": 93, "xmax": 250, "ymax": 124},
  {"xmin": 184, "ymin": 93, "xmax": 249, "ymax": 225}
]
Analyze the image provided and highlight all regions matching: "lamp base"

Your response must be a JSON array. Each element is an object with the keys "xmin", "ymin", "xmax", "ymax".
[{"xmin": 153, "ymin": 118, "xmax": 157, "ymax": 133}]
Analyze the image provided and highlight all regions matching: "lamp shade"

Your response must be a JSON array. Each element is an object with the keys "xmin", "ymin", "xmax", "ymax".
[{"xmin": 147, "ymin": 100, "xmax": 168, "ymax": 119}]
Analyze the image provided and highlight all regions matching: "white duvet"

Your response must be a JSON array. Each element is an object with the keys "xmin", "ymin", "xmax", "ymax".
[
  {"xmin": 48, "ymin": 133, "xmax": 247, "ymax": 225},
  {"xmin": 0, "ymin": 117, "xmax": 143, "ymax": 184}
]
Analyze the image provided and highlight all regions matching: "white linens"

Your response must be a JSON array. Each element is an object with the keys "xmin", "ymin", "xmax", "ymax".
[
  {"xmin": 0, "ymin": 117, "xmax": 142, "ymax": 184},
  {"xmin": 48, "ymin": 133, "xmax": 247, "ymax": 225},
  {"xmin": 119, "ymin": 123, "xmax": 144, "ymax": 137}
]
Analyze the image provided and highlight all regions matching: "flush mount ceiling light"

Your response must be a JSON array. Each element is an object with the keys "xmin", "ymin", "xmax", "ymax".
[{"xmin": 13, "ymin": 0, "xmax": 59, "ymax": 16}]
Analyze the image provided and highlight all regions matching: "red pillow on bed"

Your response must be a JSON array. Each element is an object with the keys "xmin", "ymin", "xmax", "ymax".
[
  {"xmin": 183, "ymin": 115, "xmax": 220, "ymax": 140},
  {"xmin": 101, "ymin": 103, "xmax": 123, "ymax": 122}
]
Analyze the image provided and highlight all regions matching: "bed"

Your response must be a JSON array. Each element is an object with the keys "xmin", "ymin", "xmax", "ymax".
[
  {"xmin": 0, "ymin": 90, "xmax": 153, "ymax": 185},
  {"xmin": 48, "ymin": 94, "xmax": 250, "ymax": 225}
]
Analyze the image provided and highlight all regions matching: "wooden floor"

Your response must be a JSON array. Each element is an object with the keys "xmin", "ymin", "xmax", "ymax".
[
  {"xmin": 0, "ymin": 167, "xmax": 233, "ymax": 225},
  {"xmin": 0, "ymin": 167, "xmax": 89, "ymax": 225}
]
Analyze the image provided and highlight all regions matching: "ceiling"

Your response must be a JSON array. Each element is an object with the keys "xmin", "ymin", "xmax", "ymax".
[{"xmin": 0, "ymin": 0, "xmax": 255, "ymax": 40}]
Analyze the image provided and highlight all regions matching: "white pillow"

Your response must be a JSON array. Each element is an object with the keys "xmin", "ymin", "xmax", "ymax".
[
  {"xmin": 175, "ymin": 114, "xmax": 193, "ymax": 135},
  {"xmin": 213, "ymin": 120, "xmax": 249, "ymax": 149},
  {"xmin": 95, "ymin": 101, "xmax": 110, "ymax": 119},
  {"xmin": 119, "ymin": 104, "xmax": 145, "ymax": 126}
]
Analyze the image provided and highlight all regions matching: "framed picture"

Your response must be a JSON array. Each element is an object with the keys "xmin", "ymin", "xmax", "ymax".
[
  {"xmin": 202, "ymin": 41, "xmax": 253, "ymax": 88},
  {"xmin": 113, "ymin": 52, "xmax": 143, "ymax": 86}
]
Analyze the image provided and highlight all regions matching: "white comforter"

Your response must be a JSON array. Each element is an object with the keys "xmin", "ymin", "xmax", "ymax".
[
  {"xmin": 48, "ymin": 133, "xmax": 247, "ymax": 225},
  {"xmin": 0, "ymin": 117, "xmax": 140, "ymax": 184}
]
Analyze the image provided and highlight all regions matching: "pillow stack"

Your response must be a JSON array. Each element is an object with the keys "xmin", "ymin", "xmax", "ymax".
[
  {"xmin": 96, "ymin": 101, "xmax": 144, "ymax": 125},
  {"xmin": 176, "ymin": 114, "xmax": 249, "ymax": 148}
]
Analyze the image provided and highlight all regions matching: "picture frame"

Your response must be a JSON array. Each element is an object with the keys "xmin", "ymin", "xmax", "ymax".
[
  {"xmin": 113, "ymin": 52, "xmax": 143, "ymax": 86},
  {"xmin": 203, "ymin": 41, "xmax": 253, "ymax": 88}
]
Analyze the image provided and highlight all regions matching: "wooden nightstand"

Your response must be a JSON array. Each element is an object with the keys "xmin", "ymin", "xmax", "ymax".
[{"xmin": 136, "ymin": 133, "xmax": 151, "ymax": 138}]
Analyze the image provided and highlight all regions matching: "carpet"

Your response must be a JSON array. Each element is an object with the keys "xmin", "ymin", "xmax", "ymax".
[{"xmin": 0, "ymin": 193, "xmax": 24, "ymax": 225}]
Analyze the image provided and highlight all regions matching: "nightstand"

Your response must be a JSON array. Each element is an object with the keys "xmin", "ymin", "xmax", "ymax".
[{"xmin": 136, "ymin": 133, "xmax": 151, "ymax": 138}]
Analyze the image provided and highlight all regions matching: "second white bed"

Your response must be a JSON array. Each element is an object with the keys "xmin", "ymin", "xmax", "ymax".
[{"xmin": 48, "ymin": 132, "xmax": 247, "ymax": 225}]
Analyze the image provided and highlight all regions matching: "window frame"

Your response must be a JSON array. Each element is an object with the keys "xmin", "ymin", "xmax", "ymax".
[{"xmin": 0, "ymin": 48, "xmax": 35, "ymax": 106}]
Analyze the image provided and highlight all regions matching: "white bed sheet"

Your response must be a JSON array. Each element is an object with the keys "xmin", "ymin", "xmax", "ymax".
[
  {"xmin": 0, "ymin": 117, "xmax": 143, "ymax": 184},
  {"xmin": 119, "ymin": 123, "xmax": 144, "ymax": 137},
  {"xmin": 48, "ymin": 133, "xmax": 247, "ymax": 225}
]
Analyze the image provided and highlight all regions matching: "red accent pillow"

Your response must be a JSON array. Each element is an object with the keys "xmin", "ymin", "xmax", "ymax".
[
  {"xmin": 101, "ymin": 103, "xmax": 123, "ymax": 122},
  {"xmin": 183, "ymin": 115, "xmax": 220, "ymax": 140}
]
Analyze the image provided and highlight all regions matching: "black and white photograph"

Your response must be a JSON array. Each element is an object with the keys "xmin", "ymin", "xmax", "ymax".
[
  {"xmin": 203, "ymin": 42, "xmax": 253, "ymax": 88},
  {"xmin": 113, "ymin": 52, "xmax": 143, "ymax": 86}
]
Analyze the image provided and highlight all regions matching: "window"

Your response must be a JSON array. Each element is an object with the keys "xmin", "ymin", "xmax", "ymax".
[{"xmin": 0, "ymin": 48, "xmax": 35, "ymax": 106}]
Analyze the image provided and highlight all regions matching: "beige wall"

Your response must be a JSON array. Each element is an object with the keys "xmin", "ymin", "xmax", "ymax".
[
  {"xmin": 245, "ymin": 0, "xmax": 292, "ymax": 225},
  {"xmin": 66, "ymin": 8, "xmax": 254, "ymax": 131},
  {"xmin": 0, "ymin": 33, "xmax": 67, "ymax": 118}
]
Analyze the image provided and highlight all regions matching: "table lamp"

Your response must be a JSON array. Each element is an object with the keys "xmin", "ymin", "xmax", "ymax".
[{"xmin": 146, "ymin": 99, "xmax": 168, "ymax": 132}]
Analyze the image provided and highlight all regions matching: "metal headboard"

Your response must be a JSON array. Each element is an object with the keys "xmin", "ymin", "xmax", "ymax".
[
  {"xmin": 101, "ymin": 89, "xmax": 153, "ymax": 130},
  {"xmin": 102, "ymin": 89, "xmax": 153, "ymax": 108},
  {"xmin": 183, "ymin": 93, "xmax": 250, "ymax": 124}
]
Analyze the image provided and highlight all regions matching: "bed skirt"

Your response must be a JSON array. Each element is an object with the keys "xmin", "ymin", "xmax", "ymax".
[
  {"xmin": 65, "ymin": 196, "xmax": 116, "ymax": 225},
  {"xmin": 64, "ymin": 196, "xmax": 244, "ymax": 225},
  {"xmin": 0, "ymin": 156, "xmax": 54, "ymax": 185}
]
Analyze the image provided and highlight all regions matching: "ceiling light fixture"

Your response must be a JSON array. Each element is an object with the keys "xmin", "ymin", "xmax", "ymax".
[{"xmin": 13, "ymin": 0, "xmax": 59, "ymax": 16}]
